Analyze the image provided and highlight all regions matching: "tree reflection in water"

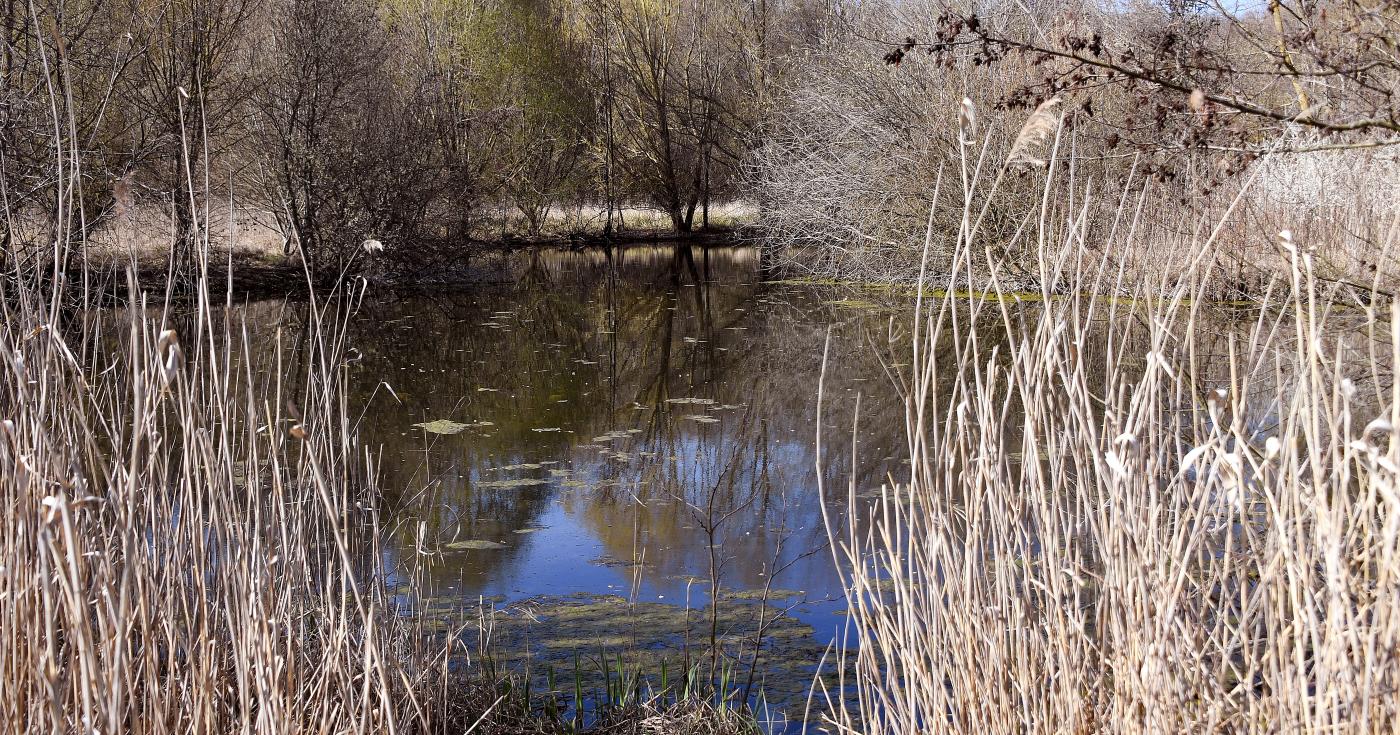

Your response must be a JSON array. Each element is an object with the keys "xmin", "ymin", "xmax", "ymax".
[
  {"xmin": 333, "ymin": 247, "xmax": 910, "ymax": 629},
  {"xmin": 173, "ymin": 244, "xmax": 1023, "ymax": 720}
]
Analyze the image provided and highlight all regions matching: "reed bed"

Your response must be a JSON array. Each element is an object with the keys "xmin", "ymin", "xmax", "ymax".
[
  {"xmin": 0, "ymin": 229, "xmax": 763, "ymax": 733},
  {"xmin": 821, "ymin": 141, "xmax": 1400, "ymax": 732},
  {"xmin": 0, "ymin": 251, "xmax": 487, "ymax": 731}
]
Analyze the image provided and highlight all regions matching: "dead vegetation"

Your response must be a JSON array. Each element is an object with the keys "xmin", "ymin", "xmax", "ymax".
[{"xmin": 818, "ymin": 133, "xmax": 1400, "ymax": 734}]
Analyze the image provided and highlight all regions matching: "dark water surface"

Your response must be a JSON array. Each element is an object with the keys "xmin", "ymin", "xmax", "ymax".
[
  {"xmin": 98, "ymin": 242, "xmax": 1289, "ymax": 726},
  {"xmin": 246, "ymin": 245, "xmax": 914, "ymax": 721},
  {"xmin": 363, "ymin": 249, "xmax": 903, "ymax": 610}
]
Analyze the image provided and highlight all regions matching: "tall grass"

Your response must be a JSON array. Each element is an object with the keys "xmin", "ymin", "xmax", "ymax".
[
  {"xmin": 0, "ymin": 69, "xmax": 522, "ymax": 721},
  {"xmin": 0, "ymin": 242, "xmax": 765, "ymax": 735},
  {"xmin": 0, "ymin": 118, "xmax": 764, "ymax": 734},
  {"xmin": 821, "ymin": 130, "xmax": 1400, "ymax": 732},
  {"xmin": 0, "ymin": 240, "xmax": 497, "ymax": 730}
]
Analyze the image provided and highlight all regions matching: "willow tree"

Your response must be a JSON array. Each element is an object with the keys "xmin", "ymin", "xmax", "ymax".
[{"xmin": 494, "ymin": 0, "xmax": 595, "ymax": 235}]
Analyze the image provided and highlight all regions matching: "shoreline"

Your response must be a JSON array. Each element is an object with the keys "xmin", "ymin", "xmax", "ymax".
[{"xmin": 72, "ymin": 228, "xmax": 755, "ymax": 303}]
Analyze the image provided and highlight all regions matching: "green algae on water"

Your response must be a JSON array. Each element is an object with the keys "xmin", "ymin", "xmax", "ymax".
[
  {"xmin": 476, "ymin": 478, "xmax": 551, "ymax": 489},
  {"xmin": 413, "ymin": 419, "xmax": 469, "ymax": 434},
  {"xmin": 443, "ymin": 540, "xmax": 507, "ymax": 550}
]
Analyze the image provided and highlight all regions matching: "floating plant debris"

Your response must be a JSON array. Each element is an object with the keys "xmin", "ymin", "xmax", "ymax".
[
  {"xmin": 413, "ymin": 419, "xmax": 469, "ymax": 434},
  {"xmin": 825, "ymin": 299, "xmax": 882, "ymax": 309},
  {"xmin": 443, "ymin": 540, "xmax": 507, "ymax": 551},
  {"xmin": 476, "ymin": 478, "xmax": 550, "ymax": 489},
  {"xmin": 492, "ymin": 463, "xmax": 543, "ymax": 471}
]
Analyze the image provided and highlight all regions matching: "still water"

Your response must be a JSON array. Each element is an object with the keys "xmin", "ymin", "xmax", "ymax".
[{"xmin": 282, "ymin": 245, "xmax": 912, "ymax": 718}]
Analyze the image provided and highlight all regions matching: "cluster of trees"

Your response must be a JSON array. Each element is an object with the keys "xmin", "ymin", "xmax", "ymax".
[
  {"xmin": 4, "ymin": 0, "xmax": 1395, "ymax": 284},
  {"xmin": 3, "ymin": 0, "xmax": 813, "ymax": 280},
  {"xmin": 751, "ymin": 0, "xmax": 1400, "ymax": 285}
]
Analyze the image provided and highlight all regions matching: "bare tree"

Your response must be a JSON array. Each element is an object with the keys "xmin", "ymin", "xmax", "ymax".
[
  {"xmin": 607, "ymin": 0, "xmax": 747, "ymax": 232},
  {"xmin": 254, "ymin": 0, "xmax": 383, "ymax": 277},
  {"xmin": 886, "ymin": 0, "xmax": 1400, "ymax": 152},
  {"xmin": 2, "ymin": 0, "xmax": 145, "ymax": 281},
  {"xmin": 125, "ymin": 0, "xmax": 259, "ymax": 282}
]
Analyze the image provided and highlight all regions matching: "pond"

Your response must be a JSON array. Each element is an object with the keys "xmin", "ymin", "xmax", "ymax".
[
  {"xmin": 237, "ymin": 244, "xmax": 919, "ymax": 724},
  {"xmin": 361, "ymin": 246, "xmax": 907, "ymax": 711},
  {"xmin": 103, "ymin": 242, "xmax": 1290, "ymax": 728}
]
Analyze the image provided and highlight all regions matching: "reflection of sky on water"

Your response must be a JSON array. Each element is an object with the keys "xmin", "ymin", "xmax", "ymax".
[
  {"xmin": 358, "ymin": 246, "xmax": 910, "ymax": 651},
  {"xmin": 98, "ymin": 243, "xmax": 1287, "ymax": 727}
]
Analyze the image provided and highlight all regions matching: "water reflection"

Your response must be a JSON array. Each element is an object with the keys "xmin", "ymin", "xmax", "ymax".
[
  {"xmin": 84, "ymin": 245, "xmax": 1314, "ymax": 725},
  {"xmin": 187, "ymin": 244, "xmax": 1046, "ymax": 722},
  {"xmin": 345, "ymin": 246, "xmax": 909, "ymax": 644}
]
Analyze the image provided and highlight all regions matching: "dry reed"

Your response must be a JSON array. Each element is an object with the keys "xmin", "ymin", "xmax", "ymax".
[
  {"xmin": 819, "ymin": 129, "xmax": 1400, "ymax": 733},
  {"xmin": 0, "ymin": 258, "xmax": 496, "ymax": 731},
  {"xmin": 1005, "ymin": 97, "xmax": 1063, "ymax": 168},
  {"xmin": 0, "ymin": 115, "xmax": 765, "ymax": 734}
]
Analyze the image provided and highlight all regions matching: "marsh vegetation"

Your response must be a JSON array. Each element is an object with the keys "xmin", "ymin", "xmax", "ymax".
[{"xmin": 4, "ymin": 0, "xmax": 1400, "ymax": 732}]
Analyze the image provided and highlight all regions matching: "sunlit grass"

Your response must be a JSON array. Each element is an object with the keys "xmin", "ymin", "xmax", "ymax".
[{"xmin": 820, "ymin": 141, "xmax": 1400, "ymax": 733}]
